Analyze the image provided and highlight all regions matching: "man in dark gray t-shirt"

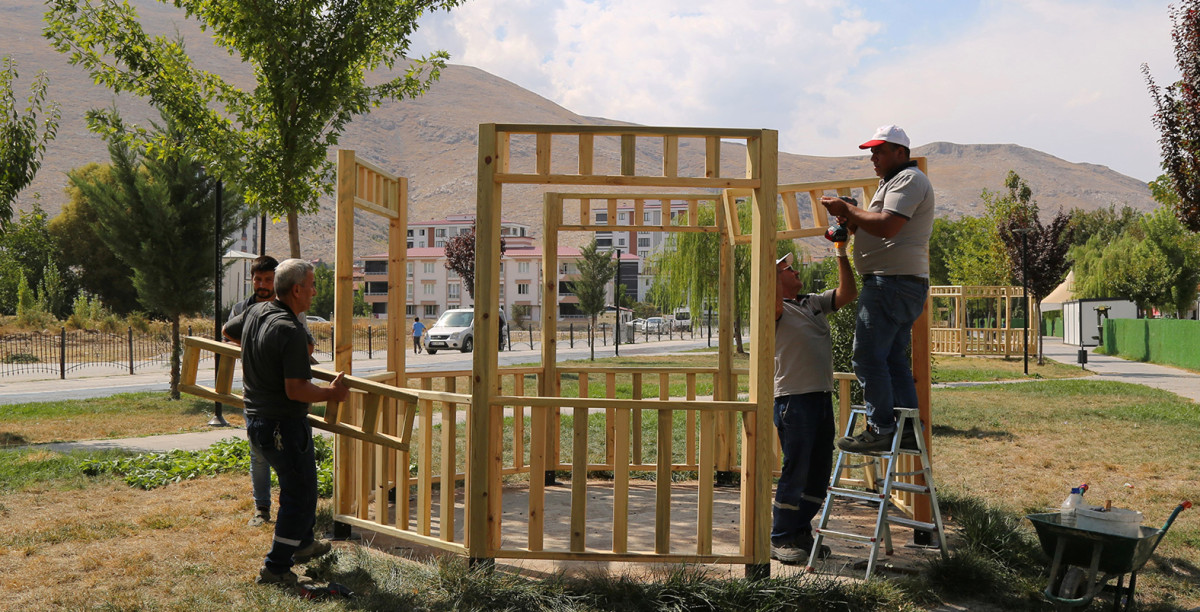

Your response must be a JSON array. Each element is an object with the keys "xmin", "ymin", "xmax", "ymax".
[
  {"xmin": 223, "ymin": 258, "xmax": 348, "ymax": 588},
  {"xmin": 770, "ymin": 248, "xmax": 856, "ymax": 564}
]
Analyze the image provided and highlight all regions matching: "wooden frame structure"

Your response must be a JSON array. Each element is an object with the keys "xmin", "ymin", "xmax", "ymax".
[
  {"xmin": 176, "ymin": 128, "xmax": 937, "ymax": 577},
  {"xmin": 929, "ymin": 285, "xmax": 1032, "ymax": 357}
]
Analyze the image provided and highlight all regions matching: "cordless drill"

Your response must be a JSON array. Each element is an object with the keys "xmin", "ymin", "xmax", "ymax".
[{"xmin": 824, "ymin": 196, "xmax": 856, "ymax": 243}]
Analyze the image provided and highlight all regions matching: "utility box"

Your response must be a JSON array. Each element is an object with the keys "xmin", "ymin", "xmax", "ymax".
[{"xmin": 1062, "ymin": 299, "xmax": 1136, "ymax": 347}]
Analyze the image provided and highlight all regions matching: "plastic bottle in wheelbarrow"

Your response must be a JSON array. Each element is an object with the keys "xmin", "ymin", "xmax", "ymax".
[{"xmin": 1060, "ymin": 483, "xmax": 1088, "ymax": 527}]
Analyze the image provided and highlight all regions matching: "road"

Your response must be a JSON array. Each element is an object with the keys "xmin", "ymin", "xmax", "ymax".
[{"xmin": 0, "ymin": 336, "xmax": 716, "ymax": 405}]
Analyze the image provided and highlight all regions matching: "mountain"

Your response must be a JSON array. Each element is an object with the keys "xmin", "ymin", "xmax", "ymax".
[{"xmin": 8, "ymin": 0, "xmax": 1157, "ymax": 261}]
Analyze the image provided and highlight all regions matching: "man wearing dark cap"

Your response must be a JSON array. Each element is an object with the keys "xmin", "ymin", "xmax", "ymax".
[
  {"xmin": 770, "ymin": 249, "xmax": 856, "ymax": 563},
  {"xmin": 820, "ymin": 124, "xmax": 934, "ymax": 453}
]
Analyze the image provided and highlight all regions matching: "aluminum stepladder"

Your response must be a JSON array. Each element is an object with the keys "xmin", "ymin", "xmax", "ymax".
[{"xmin": 806, "ymin": 406, "xmax": 948, "ymax": 578}]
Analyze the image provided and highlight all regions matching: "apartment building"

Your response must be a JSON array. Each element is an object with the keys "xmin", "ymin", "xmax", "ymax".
[{"xmin": 591, "ymin": 201, "xmax": 694, "ymax": 302}]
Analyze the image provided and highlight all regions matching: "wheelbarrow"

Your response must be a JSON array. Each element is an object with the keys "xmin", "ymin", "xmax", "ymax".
[{"xmin": 1026, "ymin": 501, "xmax": 1190, "ymax": 611}]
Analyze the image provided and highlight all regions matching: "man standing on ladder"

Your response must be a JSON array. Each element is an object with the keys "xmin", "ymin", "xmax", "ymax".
[
  {"xmin": 770, "ymin": 249, "xmax": 856, "ymax": 563},
  {"xmin": 821, "ymin": 124, "xmax": 935, "ymax": 453}
]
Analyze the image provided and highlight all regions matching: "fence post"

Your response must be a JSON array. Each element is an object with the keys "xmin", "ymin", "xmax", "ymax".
[
  {"xmin": 570, "ymin": 323, "xmax": 574, "ymax": 348},
  {"xmin": 368, "ymin": 325, "xmax": 373, "ymax": 359},
  {"xmin": 60, "ymin": 326, "xmax": 66, "ymax": 380},
  {"xmin": 528, "ymin": 327, "xmax": 533, "ymax": 350},
  {"xmin": 602, "ymin": 323, "xmax": 607, "ymax": 346},
  {"xmin": 128, "ymin": 327, "xmax": 134, "ymax": 375}
]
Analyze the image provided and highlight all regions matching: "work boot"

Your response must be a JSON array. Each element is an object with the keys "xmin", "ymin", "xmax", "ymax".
[
  {"xmin": 256, "ymin": 566, "xmax": 300, "ymax": 588},
  {"xmin": 836, "ymin": 428, "xmax": 894, "ymax": 454},
  {"xmin": 246, "ymin": 507, "xmax": 271, "ymax": 527},
  {"xmin": 293, "ymin": 539, "xmax": 332, "ymax": 564}
]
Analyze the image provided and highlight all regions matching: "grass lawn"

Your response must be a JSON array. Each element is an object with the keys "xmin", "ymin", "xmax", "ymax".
[
  {"xmin": 1, "ymin": 354, "xmax": 1198, "ymax": 610},
  {"xmin": 933, "ymin": 354, "xmax": 1087, "ymax": 383}
]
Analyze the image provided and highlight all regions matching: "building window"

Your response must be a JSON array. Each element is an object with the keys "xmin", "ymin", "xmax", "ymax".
[
  {"xmin": 447, "ymin": 268, "xmax": 458, "ymax": 278},
  {"xmin": 449, "ymin": 283, "xmax": 460, "ymax": 299},
  {"xmin": 423, "ymin": 283, "xmax": 435, "ymax": 295},
  {"xmin": 596, "ymin": 237, "xmax": 612, "ymax": 248},
  {"xmin": 364, "ymin": 260, "xmax": 387, "ymax": 275},
  {"xmin": 405, "ymin": 305, "xmax": 414, "ymax": 316},
  {"xmin": 434, "ymin": 240, "xmax": 445, "ymax": 247},
  {"xmin": 518, "ymin": 261, "xmax": 530, "ymax": 274},
  {"xmin": 616, "ymin": 237, "xmax": 626, "ymax": 247},
  {"xmin": 424, "ymin": 305, "xmax": 437, "ymax": 317},
  {"xmin": 618, "ymin": 212, "xmax": 628, "ymax": 222},
  {"xmin": 518, "ymin": 283, "xmax": 530, "ymax": 295},
  {"xmin": 406, "ymin": 262, "xmax": 413, "ymax": 276},
  {"xmin": 638, "ymin": 237, "xmax": 650, "ymax": 248},
  {"xmin": 595, "ymin": 212, "xmax": 608, "ymax": 223},
  {"xmin": 436, "ymin": 228, "xmax": 446, "ymax": 237},
  {"xmin": 638, "ymin": 250, "xmax": 649, "ymax": 259},
  {"xmin": 365, "ymin": 281, "xmax": 388, "ymax": 295},
  {"xmin": 424, "ymin": 262, "xmax": 435, "ymax": 274},
  {"xmin": 406, "ymin": 283, "xmax": 413, "ymax": 299}
]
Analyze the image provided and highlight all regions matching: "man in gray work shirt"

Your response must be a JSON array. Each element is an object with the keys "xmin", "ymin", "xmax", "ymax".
[
  {"xmin": 821, "ymin": 124, "xmax": 934, "ymax": 454},
  {"xmin": 770, "ymin": 247, "xmax": 857, "ymax": 564}
]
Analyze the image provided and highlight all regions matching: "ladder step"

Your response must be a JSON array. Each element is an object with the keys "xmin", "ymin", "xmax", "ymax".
[
  {"xmin": 891, "ymin": 468, "xmax": 929, "ymax": 478},
  {"xmin": 890, "ymin": 481, "xmax": 931, "ymax": 495},
  {"xmin": 814, "ymin": 527, "xmax": 876, "ymax": 543},
  {"xmin": 827, "ymin": 486, "xmax": 885, "ymax": 503},
  {"xmin": 886, "ymin": 516, "xmax": 938, "ymax": 532}
]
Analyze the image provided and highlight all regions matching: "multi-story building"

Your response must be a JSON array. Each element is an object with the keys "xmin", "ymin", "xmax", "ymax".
[
  {"xmin": 363, "ymin": 217, "xmax": 642, "ymax": 323},
  {"xmin": 590, "ymin": 201, "xmax": 692, "ymax": 302}
]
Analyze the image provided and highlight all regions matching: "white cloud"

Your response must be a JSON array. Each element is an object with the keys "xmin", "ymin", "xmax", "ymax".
[{"xmin": 414, "ymin": 0, "xmax": 1178, "ymax": 181}]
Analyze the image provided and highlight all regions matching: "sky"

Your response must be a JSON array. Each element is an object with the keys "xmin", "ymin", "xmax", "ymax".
[{"xmin": 410, "ymin": 0, "xmax": 1181, "ymax": 183}]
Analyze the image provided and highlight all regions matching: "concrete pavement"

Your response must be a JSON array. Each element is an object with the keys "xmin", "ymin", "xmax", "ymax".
[{"xmin": 1038, "ymin": 336, "xmax": 1200, "ymax": 403}]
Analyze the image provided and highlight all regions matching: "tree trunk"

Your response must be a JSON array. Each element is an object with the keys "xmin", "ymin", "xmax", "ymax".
[
  {"xmin": 1035, "ymin": 300, "xmax": 1045, "ymax": 366},
  {"xmin": 169, "ymin": 315, "xmax": 181, "ymax": 400},
  {"xmin": 734, "ymin": 310, "xmax": 745, "ymax": 354},
  {"xmin": 589, "ymin": 315, "xmax": 596, "ymax": 361},
  {"xmin": 287, "ymin": 211, "xmax": 302, "ymax": 259}
]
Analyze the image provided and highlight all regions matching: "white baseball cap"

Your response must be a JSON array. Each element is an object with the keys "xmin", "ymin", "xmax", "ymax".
[
  {"xmin": 776, "ymin": 253, "xmax": 794, "ymax": 268},
  {"xmin": 859, "ymin": 124, "xmax": 910, "ymax": 150}
]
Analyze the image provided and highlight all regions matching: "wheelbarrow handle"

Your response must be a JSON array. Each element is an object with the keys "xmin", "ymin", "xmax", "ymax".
[{"xmin": 1160, "ymin": 501, "xmax": 1191, "ymax": 533}]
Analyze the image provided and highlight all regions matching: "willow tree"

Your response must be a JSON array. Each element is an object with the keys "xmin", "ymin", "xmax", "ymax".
[
  {"xmin": 649, "ymin": 201, "xmax": 793, "ymax": 354},
  {"xmin": 45, "ymin": 0, "xmax": 460, "ymax": 257}
]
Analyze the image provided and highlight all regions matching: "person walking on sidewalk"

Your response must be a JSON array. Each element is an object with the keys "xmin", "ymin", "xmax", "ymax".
[
  {"xmin": 226, "ymin": 256, "xmax": 279, "ymax": 527},
  {"xmin": 412, "ymin": 317, "xmax": 426, "ymax": 354},
  {"xmin": 820, "ymin": 124, "xmax": 934, "ymax": 454},
  {"xmin": 770, "ymin": 249, "xmax": 857, "ymax": 563},
  {"xmin": 223, "ymin": 258, "xmax": 349, "ymax": 587}
]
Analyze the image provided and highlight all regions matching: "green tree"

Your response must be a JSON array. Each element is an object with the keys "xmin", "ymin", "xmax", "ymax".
[
  {"xmin": 311, "ymin": 264, "xmax": 335, "ymax": 320},
  {"xmin": 1071, "ymin": 234, "xmax": 1175, "ymax": 316},
  {"xmin": 49, "ymin": 163, "xmax": 141, "ymax": 314},
  {"xmin": 0, "ymin": 204, "xmax": 75, "ymax": 317},
  {"xmin": 1144, "ymin": 0, "xmax": 1200, "ymax": 232},
  {"xmin": 70, "ymin": 115, "xmax": 247, "ymax": 399},
  {"xmin": 1140, "ymin": 204, "xmax": 1200, "ymax": 316},
  {"xmin": 1, "ymin": 56, "xmax": 60, "ymax": 232},
  {"xmin": 946, "ymin": 171, "xmax": 1033, "ymax": 286},
  {"xmin": 571, "ymin": 239, "xmax": 616, "ymax": 361},
  {"xmin": 443, "ymin": 225, "xmax": 506, "ymax": 300},
  {"xmin": 1065, "ymin": 204, "xmax": 1143, "ymax": 248},
  {"xmin": 45, "ymin": 0, "xmax": 461, "ymax": 258}
]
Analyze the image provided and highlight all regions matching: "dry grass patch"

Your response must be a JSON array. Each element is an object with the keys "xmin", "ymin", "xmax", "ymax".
[
  {"xmin": 933, "ymin": 354, "xmax": 1087, "ymax": 382},
  {"xmin": 0, "ymin": 392, "xmax": 245, "ymax": 446},
  {"xmin": 932, "ymin": 379, "xmax": 1200, "ymax": 608}
]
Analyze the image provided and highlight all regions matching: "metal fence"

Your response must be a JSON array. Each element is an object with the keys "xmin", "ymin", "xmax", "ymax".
[{"xmin": 1, "ymin": 321, "xmax": 738, "ymax": 379}]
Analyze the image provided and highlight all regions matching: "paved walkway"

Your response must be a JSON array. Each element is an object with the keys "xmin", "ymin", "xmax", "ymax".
[{"xmin": 1036, "ymin": 337, "xmax": 1200, "ymax": 402}]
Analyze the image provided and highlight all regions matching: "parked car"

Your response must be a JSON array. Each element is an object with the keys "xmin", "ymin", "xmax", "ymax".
[
  {"xmin": 631, "ymin": 318, "xmax": 647, "ymax": 332},
  {"xmin": 305, "ymin": 315, "xmax": 328, "ymax": 323},
  {"xmin": 425, "ymin": 308, "xmax": 508, "ymax": 354},
  {"xmin": 671, "ymin": 310, "xmax": 691, "ymax": 331},
  {"xmin": 643, "ymin": 316, "xmax": 666, "ymax": 333}
]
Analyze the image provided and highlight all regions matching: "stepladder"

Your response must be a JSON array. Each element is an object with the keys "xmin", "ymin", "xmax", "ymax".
[{"xmin": 807, "ymin": 406, "xmax": 949, "ymax": 578}]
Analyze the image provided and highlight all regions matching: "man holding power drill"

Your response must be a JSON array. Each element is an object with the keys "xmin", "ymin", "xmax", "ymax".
[{"xmin": 820, "ymin": 124, "xmax": 934, "ymax": 454}]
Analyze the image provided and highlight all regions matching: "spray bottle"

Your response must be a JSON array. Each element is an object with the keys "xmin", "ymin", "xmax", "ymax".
[{"xmin": 1060, "ymin": 483, "xmax": 1089, "ymax": 527}]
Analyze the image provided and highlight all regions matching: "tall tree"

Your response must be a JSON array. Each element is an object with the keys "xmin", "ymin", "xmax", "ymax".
[
  {"xmin": 443, "ymin": 225, "xmax": 506, "ymax": 300},
  {"xmin": 45, "ymin": 0, "xmax": 461, "ymax": 257},
  {"xmin": 70, "ymin": 115, "xmax": 247, "ymax": 399},
  {"xmin": 1144, "ymin": 0, "xmax": 1200, "ymax": 232},
  {"xmin": 571, "ymin": 239, "xmax": 616, "ymax": 361},
  {"xmin": 1065, "ymin": 204, "xmax": 1142, "ymax": 248},
  {"xmin": 49, "ymin": 163, "xmax": 141, "ymax": 314},
  {"xmin": 1140, "ymin": 204, "xmax": 1200, "ymax": 316},
  {"xmin": 0, "ymin": 56, "xmax": 60, "ymax": 232},
  {"xmin": 998, "ymin": 207, "xmax": 1072, "ymax": 364}
]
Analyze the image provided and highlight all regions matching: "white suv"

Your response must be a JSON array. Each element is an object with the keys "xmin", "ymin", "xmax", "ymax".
[{"xmin": 425, "ymin": 308, "xmax": 508, "ymax": 354}]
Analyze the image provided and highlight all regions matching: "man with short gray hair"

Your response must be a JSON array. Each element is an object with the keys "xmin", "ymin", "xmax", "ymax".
[{"xmin": 224, "ymin": 258, "xmax": 348, "ymax": 588}]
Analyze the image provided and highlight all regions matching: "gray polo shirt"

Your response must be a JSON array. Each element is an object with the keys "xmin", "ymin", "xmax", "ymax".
[
  {"xmin": 775, "ymin": 289, "xmax": 837, "ymax": 398},
  {"xmin": 853, "ymin": 164, "xmax": 934, "ymax": 277}
]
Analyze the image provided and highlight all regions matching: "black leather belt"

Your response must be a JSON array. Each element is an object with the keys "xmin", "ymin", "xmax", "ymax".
[{"xmin": 863, "ymin": 274, "xmax": 929, "ymax": 285}]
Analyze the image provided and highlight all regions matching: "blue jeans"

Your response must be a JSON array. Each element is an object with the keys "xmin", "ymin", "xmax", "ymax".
[
  {"xmin": 772, "ymin": 393, "xmax": 834, "ymax": 545},
  {"xmin": 249, "ymin": 441, "xmax": 272, "ymax": 511},
  {"xmin": 853, "ymin": 275, "xmax": 928, "ymax": 434},
  {"xmin": 247, "ymin": 415, "xmax": 318, "ymax": 573}
]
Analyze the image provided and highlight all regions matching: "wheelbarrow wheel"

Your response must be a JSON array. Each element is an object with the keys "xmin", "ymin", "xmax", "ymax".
[{"xmin": 1057, "ymin": 567, "xmax": 1088, "ymax": 600}]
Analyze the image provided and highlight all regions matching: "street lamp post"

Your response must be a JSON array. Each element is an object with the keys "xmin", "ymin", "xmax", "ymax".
[
  {"xmin": 1013, "ymin": 228, "xmax": 1032, "ymax": 376},
  {"xmin": 210, "ymin": 177, "xmax": 228, "ymax": 427},
  {"xmin": 613, "ymin": 249, "xmax": 621, "ymax": 356}
]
